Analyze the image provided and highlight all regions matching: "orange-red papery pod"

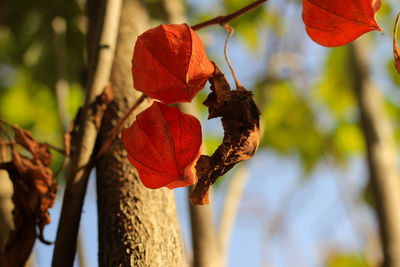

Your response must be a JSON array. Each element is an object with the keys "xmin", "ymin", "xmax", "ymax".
[
  {"xmin": 132, "ymin": 24, "xmax": 215, "ymax": 104},
  {"xmin": 302, "ymin": 0, "xmax": 382, "ymax": 47},
  {"xmin": 121, "ymin": 101, "xmax": 202, "ymax": 189}
]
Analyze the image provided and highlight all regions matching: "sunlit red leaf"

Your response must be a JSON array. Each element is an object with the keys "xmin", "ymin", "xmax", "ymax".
[
  {"xmin": 132, "ymin": 24, "xmax": 215, "ymax": 104},
  {"xmin": 302, "ymin": 0, "xmax": 383, "ymax": 47},
  {"xmin": 121, "ymin": 101, "xmax": 202, "ymax": 189}
]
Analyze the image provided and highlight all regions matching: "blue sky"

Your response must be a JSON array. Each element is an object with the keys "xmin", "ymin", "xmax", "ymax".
[{"xmin": 33, "ymin": 152, "xmax": 375, "ymax": 267}]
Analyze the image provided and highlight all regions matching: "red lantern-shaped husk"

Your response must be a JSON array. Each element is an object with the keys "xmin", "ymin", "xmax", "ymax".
[
  {"xmin": 132, "ymin": 24, "xmax": 215, "ymax": 104},
  {"xmin": 121, "ymin": 101, "xmax": 202, "ymax": 189}
]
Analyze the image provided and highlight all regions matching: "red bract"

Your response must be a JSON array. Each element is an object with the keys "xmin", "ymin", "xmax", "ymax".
[
  {"xmin": 302, "ymin": 0, "xmax": 382, "ymax": 47},
  {"xmin": 121, "ymin": 101, "xmax": 202, "ymax": 189},
  {"xmin": 132, "ymin": 24, "xmax": 215, "ymax": 104}
]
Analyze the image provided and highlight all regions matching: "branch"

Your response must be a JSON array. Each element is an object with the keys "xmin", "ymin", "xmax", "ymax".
[
  {"xmin": 350, "ymin": 40, "xmax": 400, "ymax": 267},
  {"xmin": 222, "ymin": 24, "xmax": 244, "ymax": 90},
  {"xmin": 191, "ymin": 0, "xmax": 268, "ymax": 31},
  {"xmin": 52, "ymin": 16, "xmax": 69, "ymax": 132},
  {"xmin": 51, "ymin": 0, "xmax": 123, "ymax": 266},
  {"xmin": 219, "ymin": 166, "xmax": 250, "ymax": 267},
  {"xmin": 161, "ymin": 0, "xmax": 185, "ymax": 24}
]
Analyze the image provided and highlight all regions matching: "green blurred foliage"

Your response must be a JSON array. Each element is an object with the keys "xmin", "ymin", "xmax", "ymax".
[
  {"xmin": 312, "ymin": 46, "xmax": 365, "ymax": 162},
  {"xmin": 325, "ymin": 253, "xmax": 368, "ymax": 267},
  {"xmin": 314, "ymin": 46, "xmax": 356, "ymax": 120},
  {"xmin": 0, "ymin": 0, "xmax": 86, "ymax": 172},
  {"xmin": 259, "ymin": 80, "xmax": 324, "ymax": 172}
]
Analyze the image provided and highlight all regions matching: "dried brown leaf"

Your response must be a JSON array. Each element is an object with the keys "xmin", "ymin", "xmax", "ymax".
[
  {"xmin": 189, "ymin": 65, "xmax": 260, "ymax": 205},
  {"xmin": 11, "ymin": 125, "xmax": 52, "ymax": 167},
  {"xmin": 0, "ymin": 125, "xmax": 58, "ymax": 267},
  {"xmin": 394, "ymin": 12, "xmax": 400, "ymax": 74},
  {"xmin": 0, "ymin": 138, "xmax": 6, "ymax": 162},
  {"xmin": 92, "ymin": 83, "xmax": 114, "ymax": 130}
]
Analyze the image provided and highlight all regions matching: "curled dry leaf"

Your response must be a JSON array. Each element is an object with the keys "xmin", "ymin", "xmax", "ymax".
[
  {"xmin": 121, "ymin": 101, "xmax": 202, "ymax": 189},
  {"xmin": 92, "ymin": 83, "xmax": 115, "ymax": 130},
  {"xmin": 302, "ymin": 0, "xmax": 382, "ymax": 47},
  {"xmin": 394, "ymin": 12, "xmax": 400, "ymax": 74},
  {"xmin": 11, "ymin": 125, "xmax": 52, "ymax": 167},
  {"xmin": 189, "ymin": 65, "xmax": 261, "ymax": 205},
  {"xmin": 132, "ymin": 24, "xmax": 215, "ymax": 104},
  {"xmin": 0, "ymin": 125, "xmax": 58, "ymax": 267}
]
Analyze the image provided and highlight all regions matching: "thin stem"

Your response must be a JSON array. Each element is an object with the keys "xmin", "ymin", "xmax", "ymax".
[
  {"xmin": 0, "ymin": 122, "xmax": 12, "ymax": 142},
  {"xmin": 395, "ymin": 12, "xmax": 400, "ymax": 45},
  {"xmin": 95, "ymin": 93, "xmax": 148, "ymax": 159},
  {"xmin": 222, "ymin": 24, "xmax": 244, "ymax": 91},
  {"xmin": 191, "ymin": 0, "xmax": 268, "ymax": 31}
]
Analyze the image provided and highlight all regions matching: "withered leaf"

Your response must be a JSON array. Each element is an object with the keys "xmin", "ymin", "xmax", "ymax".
[
  {"xmin": 189, "ymin": 65, "xmax": 260, "ymax": 205},
  {"xmin": 394, "ymin": 12, "xmax": 400, "ymax": 74},
  {"xmin": 11, "ymin": 125, "xmax": 51, "ymax": 167},
  {"xmin": 0, "ymin": 125, "xmax": 58, "ymax": 267},
  {"xmin": 92, "ymin": 83, "xmax": 115, "ymax": 130}
]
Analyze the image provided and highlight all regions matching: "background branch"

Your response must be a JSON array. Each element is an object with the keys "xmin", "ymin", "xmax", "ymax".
[
  {"xmin": 350, "ymin": 40, "xmax": 400, "ymax": 267},
  {"xmin": 219, "ymin": 166, "xmax": 250, "ymax": 267},
  {"xmin": 191, "ymin": 0, "xmax": 268, "ymax": 31}
]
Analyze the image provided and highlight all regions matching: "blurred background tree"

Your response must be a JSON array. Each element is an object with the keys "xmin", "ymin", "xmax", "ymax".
[{"xmin": 1, "ymin": 0, "xmax": 400, "ymax": 266}]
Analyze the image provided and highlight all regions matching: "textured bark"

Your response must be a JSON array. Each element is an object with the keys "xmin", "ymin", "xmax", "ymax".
[
  {"xmin": 350, "ymin": 41, "xmax": 400, "ymax": 267},
  {"xmin": 96, "ymin": 0, "xmax": 184, "ymax": 266},
  {"xmin": 0, "ymin": 170, "xmax": 13, "ymax": 263}
]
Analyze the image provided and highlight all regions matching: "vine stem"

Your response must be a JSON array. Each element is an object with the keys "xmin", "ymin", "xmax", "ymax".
[
  {"xmin": 0, "ymin": 120, "xmax": 12, "ymax": 142},
  {"xmin": 191, "ymin": 0, "xmax": 268, "ymax": 31},
  {"xmin": 222, "ymin": 23, "xmax": 245, "ymax": 91}
]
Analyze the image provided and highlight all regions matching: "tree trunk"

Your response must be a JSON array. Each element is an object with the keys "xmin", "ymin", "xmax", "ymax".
[
  {"xmin": 350, "ymin": 40, "xmax": 400, "ymax": 267},
  {"xmin": 96, "ymin": 0, "xmax": 184, "ymax": 266},
  {"xmin": 189, "ymin": 200, "xmax": 221, "ymax": 267}
]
